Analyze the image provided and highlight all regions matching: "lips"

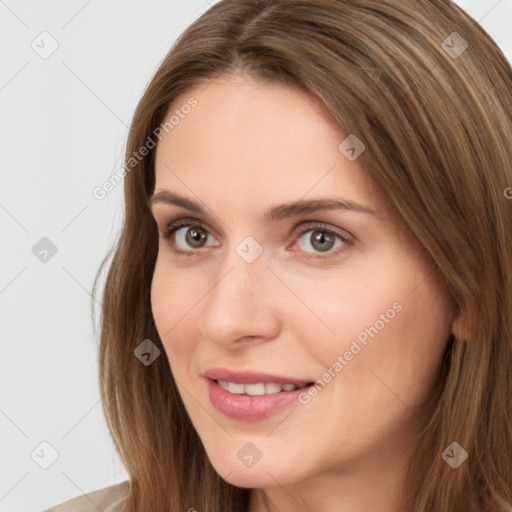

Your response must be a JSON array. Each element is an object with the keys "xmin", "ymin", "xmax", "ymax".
[
  {"xmin": 203, "ymin": 367, "xmax": 313, "ymax": 386},
  {"xmin": 206, "ymin": 378, "xmax": 313, "ymax": 420},
  {"xmin": 203, "ymin": 368, "xmax": 315, "ymax": 420}
]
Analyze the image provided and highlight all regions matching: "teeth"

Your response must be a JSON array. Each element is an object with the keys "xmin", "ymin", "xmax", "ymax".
[
  {"xmin": 265, "ymin": 383, "xmax": 282, "ymax": 394},
  {"xmin": 245, "ymin": 383, "xmax": 266, "ymax": 395},
  {"xmin": 217, "ymin": 379, "xmax": 230, "ymax": 391},
  {"xmin": 217, "ymin": 379, "xmax": 304, "ymax": 395}
]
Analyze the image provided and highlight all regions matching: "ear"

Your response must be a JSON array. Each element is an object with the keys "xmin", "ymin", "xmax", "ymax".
[{"xmin": 450, "ymin": 309, "xmax": 472, "ymax": 342}]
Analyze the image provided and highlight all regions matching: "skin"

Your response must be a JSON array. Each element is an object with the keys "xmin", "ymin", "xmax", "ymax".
[{"xmin": 150, "ymin": 73, "xmax": 463, "ymax": 512}]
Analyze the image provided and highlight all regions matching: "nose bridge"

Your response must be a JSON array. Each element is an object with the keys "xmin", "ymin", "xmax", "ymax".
[
  {"xmin": 215, "ymin": 234, "xmax": 270, "ymax": 301},
  {"xmin": 199, "ymin": 240, "xmax": 280, "ymax": 345}
]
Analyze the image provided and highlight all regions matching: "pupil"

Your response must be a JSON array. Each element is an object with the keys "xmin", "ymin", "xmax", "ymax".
[
  {"xmin": 312, "ymin": 231, "xmax": 334, "ymax": 252},
  {"xmin": 186, "ymin": 227, "xmax": 207, "ymax": 247}
]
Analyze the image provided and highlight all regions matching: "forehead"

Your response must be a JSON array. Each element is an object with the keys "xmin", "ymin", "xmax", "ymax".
[{"xmin": 153, "ymin": 77, "xmax": 383, "ymax": 215}]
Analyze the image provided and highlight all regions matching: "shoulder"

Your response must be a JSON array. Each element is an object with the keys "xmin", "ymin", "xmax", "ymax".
[{"xmin": 42, "ymin": 480, "xmax": 129, "ymax": 512}]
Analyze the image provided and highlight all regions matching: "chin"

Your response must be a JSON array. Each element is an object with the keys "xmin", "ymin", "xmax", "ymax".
[
  {"xmin": 219, "ymin": 466, "xmax": 295, "ymax": 489},
  {"xmin": 206, "ymin": 450, "xmax": 304, "ymax": 489}
]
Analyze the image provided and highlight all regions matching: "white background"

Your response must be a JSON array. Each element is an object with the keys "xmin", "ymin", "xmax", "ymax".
[{"xmin": 1, "ymin": 1, "xmax": 511, "ymax": 511}]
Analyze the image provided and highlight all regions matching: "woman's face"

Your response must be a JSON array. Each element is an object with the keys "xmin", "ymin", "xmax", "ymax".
[{"xmin": 150, "ymin": 75, "xmax": 456, "ymax": 490}]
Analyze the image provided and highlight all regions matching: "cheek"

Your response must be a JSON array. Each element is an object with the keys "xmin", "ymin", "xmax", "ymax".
[
  {"xmin": 381, "ymin": 272, "xmax": 453, "ymax": 378},
  {"xmin": 290, "ymin": 250, "xmax": 452, "ymax": 391},
  {"xmin": 150, "ymin": 258, "xmax": 195, "ymax": 363},
  {"xmin": 277, "ymin": 264, "xmax": 403, "ymax": 365},
  {"xmin": 150, "ymin": 260, "xmax": 171, "ymax": 333},
  {"xmin": 329, "ymin": 265, "xmax": 453, "ymax": 415}
]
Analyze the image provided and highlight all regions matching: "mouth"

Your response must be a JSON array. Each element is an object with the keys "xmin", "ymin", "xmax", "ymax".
[
  {"xmin": 206, "ymin": 378, "xmax": 315, "ymax": 421},
  {"xmin": 214, "ymin": 379, "xmax": 313, "ymax": 395}
]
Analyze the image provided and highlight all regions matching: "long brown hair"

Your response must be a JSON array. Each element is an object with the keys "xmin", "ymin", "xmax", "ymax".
[{"xmin": 92, "ymin": 1, "xmax": 512, "ymax": 510}]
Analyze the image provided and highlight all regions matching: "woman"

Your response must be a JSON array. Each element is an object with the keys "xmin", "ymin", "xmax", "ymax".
[{"xmin": 45, "ymin": 0, "xmax": 512, "ymax": 510}]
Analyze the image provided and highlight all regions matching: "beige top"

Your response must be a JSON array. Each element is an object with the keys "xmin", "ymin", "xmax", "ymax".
[{"xmin": 42, "ymin": 480, "xmax": 129, "ymax": 512}]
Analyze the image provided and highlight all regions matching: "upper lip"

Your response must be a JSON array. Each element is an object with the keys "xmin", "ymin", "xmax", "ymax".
[{"xmin": 203, "ymin": 367, "xmax": 313, "ymax": 385}]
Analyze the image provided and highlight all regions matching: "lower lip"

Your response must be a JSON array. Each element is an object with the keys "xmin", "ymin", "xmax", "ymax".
[{"xmin": 207, "ymin": 378, "xmax": 311, "ymax": 421}]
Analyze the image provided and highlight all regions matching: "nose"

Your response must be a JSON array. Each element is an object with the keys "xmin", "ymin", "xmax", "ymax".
[{"xmin": 198, "ymin": 246, "xmax": 281, "ymax": 348}]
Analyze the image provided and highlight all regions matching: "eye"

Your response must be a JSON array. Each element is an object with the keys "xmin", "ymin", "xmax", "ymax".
[
  {"xmin": 292, "ymin": 222, "xmax": 352, "ymax": 259},
  {"xmin": 160, "ymin": 217, "xmax": 218, "ymax": 256},
  {"xmin": 158, "ymin": 217, "xmax": 353, "ymax": 259}
]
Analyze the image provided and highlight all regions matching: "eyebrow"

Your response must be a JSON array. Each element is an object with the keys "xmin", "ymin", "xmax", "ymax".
[{"xmin": 149, "ymin": 190, "xmax": 377, "ymax": 222}]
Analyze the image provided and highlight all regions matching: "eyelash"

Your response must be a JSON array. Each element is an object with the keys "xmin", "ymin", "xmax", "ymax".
[{"xmin": 159, "ymin": 217, "xmax": 353, "ymax": 260}]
